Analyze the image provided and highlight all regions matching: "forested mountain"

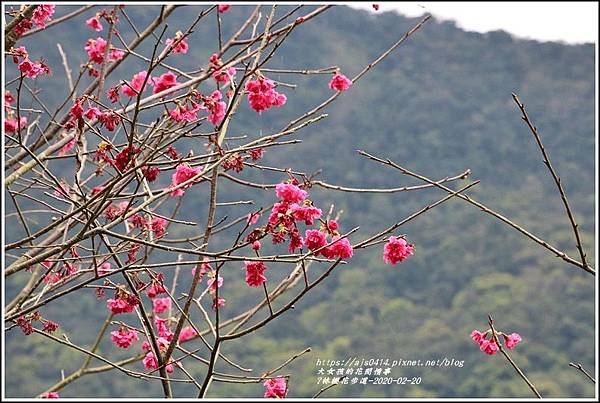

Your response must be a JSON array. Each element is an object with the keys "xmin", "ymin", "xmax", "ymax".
[{"xmin": 4, "ymin": 4, "xmax": 596, "ymax": 398}]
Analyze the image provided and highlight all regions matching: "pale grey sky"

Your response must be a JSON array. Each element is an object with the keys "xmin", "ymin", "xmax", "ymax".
[{"xmin": 348, "ymin": 2, "xmax": 598, "ymax": 44}]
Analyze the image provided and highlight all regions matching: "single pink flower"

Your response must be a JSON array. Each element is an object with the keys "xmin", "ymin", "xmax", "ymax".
[
  {"xmin": 480, "ymin": 339, "xmax": 499, "ymax": 355},
  {"xmin": 41, "ymin": 392, "xmax": 60, "ymax": 398},
  {"xmin": 111, "ymin": 328, "xmax": 139, "ymax": 348},
  {"xmin": 155, "ymin": 316, "xmax": 173, "ymax": 340},
  {"xmin": 329, "ymin": 236, "xmax": 353, "ymax": 259},
  {"xmin": 304, "ymin": 229, "xmax": 328, "ymax": 253},
  {"xmin": 153, "ymin": 297, "xmax": 171, "ymax": 314},
  {"xmin": 146, "ymin": 282, "xmax": 167, "ymax": 299},
  {"xmin": 383, "ymin": 236, "xmax": 414, "ymax": 265},
  {"xmin": 470, "ymin": 330, "xmax": 486, "ymax": 344},
  {"xmin": 166, "ymin": 32, "xmax": 189, "ymax": 54},
  {"xmin": 291, "ymin": 203, "xmax": 322, "ymax": 225},
  {"xmin": 122, "ymin": 71, "xmax": 149, "ymax": 97},
  {"xmin": 212, "ymin": 66, "xmax": 236, "ymax": 84},
  {"xmin": 170, "ymin": 163, "xmax": 203, "ymax": 196},
  {"xmin": 247, "ymin": 212, "xmax": 261, "ymax": 225},
  {"xmin": 150, "ymin": 217, "xmax": 167, "ymax": 238},
  {"xmin": 86, "ymin": 15, "xmax": 103, "ymax": 31},
  {"xmin": 329, "ymin": 72, "xmax": 353, "ymax": 91},
  {"xmin": 245, "ymin": 261, "xmax": 268, "ymax": 287},
  {"xmin": 503, "ymin": 332, "xmax": 522, "ymax": 349},
  {"xmin": 85, "ymin": 37, "xmax": 122, "ymax": 64},
  {"xmin": 98, "ymin": 262, "xmax": 112, "ymax": 276},
  {"xmin": 84, "ymin": 106, "xmax": 101, "ymax": 120},
  {"xmin": 179, "ymin": 326, "xmax": 197, "ymax": 342},
  {"xmin": 252, "ymin": 240, "xmax": 262, "ymax": 251},
  {"xmin": 212, "ymin": 296, "xmax": 226, "ymax": 310},
  {"xmin": 275, "ymin": 182, "xmax": 308, "ymax": 203},
  {"xmin": 218, "ymin": 4, "xmax": 231, "ymax": 13},
  {"xmin": 143, "ymin": 351, "xmax": 174, "ymax": 373},
  {"xmin": 151, "ymin": 71, "xmax": 179, "ymax": 94},
  {"xmin": 98, "ymin": 111, "xmax": 121, "ymax": 132},
  {"xmin": 207, "ymin": 274, "xmax": 224, "ymax": 293},
  {"xmin": 263, "ymin": 376, "xmax": 288, "ymax": 398}
]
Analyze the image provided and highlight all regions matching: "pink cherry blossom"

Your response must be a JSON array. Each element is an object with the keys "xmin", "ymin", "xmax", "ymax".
[
  {"xmin": 201, "ymin": 90, "xmax": 226, "ymax": 125},
  {"xmin": 155, "ymin": 316, "xmax": 173, "ymax": 340},
  {"xmin": 275, "ymin": 182, "xmax": 308, "ymax": 203},
  {"xmin": 150, "ymin": 217, "xmax": 167, "ymax": 238},
  {"xmin": 207, "ymin": 274, "xmax": 224, "ymax": 293},
  {"xmin": 146, "ymin": 282, "xmax": 167, "ymax": 299},
  {"xmin": 32, "ymin": 5, "xmax": 56, "ymax": 28},
  {"xmin": 166, "ymin": 32, "xmax": 189, "ymax": 54},
  {"xmin": 212, "ymin": 296, "xmax": 226, "ymax": 310},
  {"xmin": 41, "ymin": 392, "xmax": 60, "ymax": 398},
  {"xmin": 304, "ymin": 229, "xmax": 327, "ymax": 253},
  {"xmin": 192, "ymin": 257, "xmax": 212, "ymax": 279},
  {"xmin": 85, "ymin": 37, "xmax": 124, "ymax": 64},
  {"xmin": 84, "ymin": 106, "xmax": 101, "ymax": 120},
  {"xmin": 245, "ymin": 261, "xmax": 268, "ymax": 287},
  {"xmin": 143, "ymin": 351, "xmax": 174, "ymax": 373},
  {"xmin": 383, "ymin": 236, "xmax": 414, "ymax": 265},
  {"xmin": 122, "ymin": 71, "xmax": 149, "ymax": 97},
  {"xmin": 218, "ymin": 4, "xmax": 231, "ymax": 13},
  {"xmin": 329, "ymin": 72, "xmax": 353, "ymax": 91},
  {"xmin": 263, "ymin": 376, "xmax": 288, "ymax": 398},
  {"xmin": 170, "ymin": 163, "xmax": 203, "ymax": 196},
  {"xmin": 86, "ymin": 15, "xmax": 103, "ymax": 31},
  {"xmin": 252, "ymin": 240, "xmax": 261, "ymax": 251},
  {"xmin": 479, "ymin": 339, "xmax": 499, "ymax": 355},
  {"xmin": 4, "ymin": 117, "xmax": 28, "ymax": 133},
  {"xmin": 329, "ymin": 236, "xmax": 354, "ymax": 259},
  {"xmin": 245, "ymin": 78, "xmax": 287, "ymax": 113},
  {"xmin": 470, "ymin": 329, "xmax": 486, "ymax": 344},
  {"xmin": 110, "ymin": 328, "xmax": 139, "ymax": 348},
  {"xmin": 179, "ymin": 326, "xmax": 197, "ymax": 342},
  {"xmin": 247, "ymin": 212, "xmax": 261, "ymax": 225},
  {"xmin": 18, "ymin": 59, "xmax": 48, "ymax": 78},
  {"xmin": 151, "ymin": 72, "xmax": 179, "ymax": 94},
  {"xmin": 153, "ymin": 297, "xmax": 171, "ymax": 314},
  {"xmin": 106, "ymin": 294, "xmax": 139, "ymax": 314},
  {"xmin": 291, "ymin": 203, "xmax": 322, "ymax": 225},
  {"xmin": 58, "ymin": 136, "xmax": 76, "ymax": 156},
  {"xmin": 503, "ymin": 332, "xmax": 522, "ymax": 349},
  {"xmin": 98, "ymin": 111, "xmax": 121, "ymax": 132}
]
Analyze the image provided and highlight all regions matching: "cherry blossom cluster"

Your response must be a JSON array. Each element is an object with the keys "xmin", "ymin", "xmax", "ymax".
[
  {"xmin": 471, "ymin": 328, "xmax": 522, "ymax": 355},
  {"xmin": 263, "ymin": 376, "xmax": 288, "ymax": 398},
  {"xmin": 16, "ymin": 311, "xmax": 59, "ymax": 336},
  {"xmin": 11, "ymin": 4, "xmax": 56, "ymax": 38},
  {"xmin": 241, "ymin": 180, "xmax": 354, "ymax": 288},
  {"xmin": 245, "ymin": 76, "xmax": 287, "ymax": 113},
  {"xmin": 9, "ymin": 46, "xmax": 51, "ymax": 79},
  {"xmin": 383, "ymin": 236, "xmax": 415, "ymax": 265},
  {"xmin": 4, "ymin": 90, "xmax": 28, "ymax": 133},
  {"xmin": 209, "ymin": 53, "xmax": 236, "ymax": 84}
]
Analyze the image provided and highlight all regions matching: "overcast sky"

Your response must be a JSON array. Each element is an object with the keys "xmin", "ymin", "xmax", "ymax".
[{"xmin": 347, "ymin": 2, "xmax": 598, "ymax": 44}]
